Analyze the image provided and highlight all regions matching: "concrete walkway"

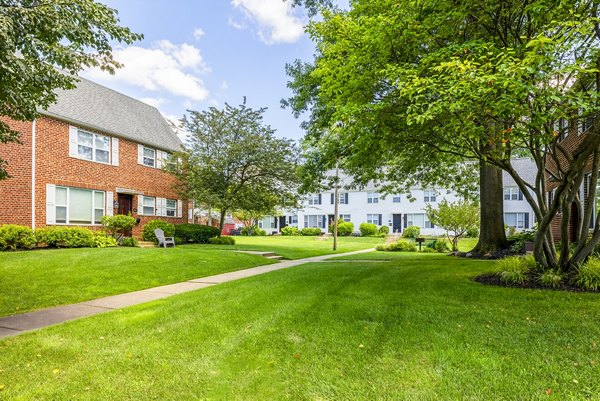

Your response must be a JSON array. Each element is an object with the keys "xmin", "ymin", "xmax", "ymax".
[{"xmin": 0, "ymin": 248, "xmax": 375, "ymax": 339}]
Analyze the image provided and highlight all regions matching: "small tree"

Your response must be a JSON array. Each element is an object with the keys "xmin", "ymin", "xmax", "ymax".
[
  {"xmin": 100, "ymin": 214, "xmax": 136, "ymax": 239},
  {"xmin": 426, "ymin": 200, "xmax": 480, "ymax": 252},
  {"xmin": 167, "ymin": 101, "xmax": 300, "ymax": 236}
]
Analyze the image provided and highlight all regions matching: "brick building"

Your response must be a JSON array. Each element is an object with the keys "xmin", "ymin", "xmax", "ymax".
[
  {"xmin": 0, "ymin": 77, "xmax": 189, "ymax": 237},
  {"xmin": 546, "ymin": 115, "xmax": 596, "ymax": 241}
]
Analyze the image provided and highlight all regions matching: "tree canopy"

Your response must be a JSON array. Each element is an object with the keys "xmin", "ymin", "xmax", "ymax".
[
  {"xmin": 286, "ymin": 0, "xmax": 600, "ymax": 270},
  {"xmin": 0, "ymin": 0, "xmax": 142, "ymax": 179},
  {"xmin": 168, "ymin": 101, "xmax": 300, "ymax": 235}
]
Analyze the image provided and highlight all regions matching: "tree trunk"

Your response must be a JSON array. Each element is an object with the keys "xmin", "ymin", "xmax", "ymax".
[
  {"xmin": 218, "ymin": 210, "xmax": 226, "ymax": 238},
  {"xmin": 472, "ymin": 159, "xmax": 509, "ymax": 253}
]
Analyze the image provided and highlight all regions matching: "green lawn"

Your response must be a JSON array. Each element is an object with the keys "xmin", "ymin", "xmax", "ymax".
[
  {"xmin": 1, "ymin": 252, "xmax": 599, "ymax": 400},
  {"xmin": 0, "ymin": 247, "xmax": 274, "ymax": 318},
  {"xmin": 209, "ymin": 235, "xmax": 384, "ymax": 259}
]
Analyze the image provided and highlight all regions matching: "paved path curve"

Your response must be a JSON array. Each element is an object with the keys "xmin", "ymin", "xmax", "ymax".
[{"xmin": 0, "ymin": 248, "xmax": 375, "ymax": 339}]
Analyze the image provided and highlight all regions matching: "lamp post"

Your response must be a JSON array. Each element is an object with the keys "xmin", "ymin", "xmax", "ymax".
[{"xmin": 333, "ymin": 158, "xmax": 339, "ymax": 251}]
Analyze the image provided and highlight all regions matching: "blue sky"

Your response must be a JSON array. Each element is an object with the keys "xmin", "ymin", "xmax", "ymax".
[{"xmin": 83, "ymin": 0, "xmax": 318, "ymax": 141}]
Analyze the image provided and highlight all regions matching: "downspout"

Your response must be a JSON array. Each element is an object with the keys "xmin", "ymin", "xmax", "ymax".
[{"xmin": 31, "ymin": 119, "xmax": 36, "ymax": 229}]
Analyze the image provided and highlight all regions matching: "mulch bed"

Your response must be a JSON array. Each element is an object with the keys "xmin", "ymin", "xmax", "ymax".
[{"xmin": 475, "ymin": 272, "xmax": 600, "ymax": 293}]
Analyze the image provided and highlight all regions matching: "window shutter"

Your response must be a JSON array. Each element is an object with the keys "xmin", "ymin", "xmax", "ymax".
[
  {"xmin": 155, "ymin": 198, "xmax": 162, "ymax": 216},
  {"xmin": 524, "ymin": 213, "xmax": 530, "ymax": 229},
  {"xmin": 378, "ymin": 214, "xmax": 382, "ymax": 226},
  {"xmin": 344, "ymin": 193, "xmax": 349, "ymax": 204},
  {"xmin": 518, "ymin": 189, "xmax": 523, "ymax": 201},
  {"xmin": 138, "ymin": 144, "xmax": 144, "ymax": 165},
  {"xmin": 137, "ymin": 195, "xmax": 144, "ymax": 215},
  {"xmin": 46, "ymin": 184, "xmax": 56, "ymax": 225},
  {"xmin": 188, "ymin": 208, "xmax": 193, "ymax": 222},
  {"xmin": 331, "ymin": 193, "xmax": 334, "ymax": 204},
  {"xmin": 111, "ymin": 138, "xmax": 119, "ymax": 166},
  {"xmin": 177, "ymin": 200, "xmax": 183, "ymax": 218},
  {"xmin": 156, "ymin": 151, "xmax": 163, "ymax": 169},
  {"xmin": 318, "ymin": 194, "xmax": 322, "ymax": 205},
  {"xmin": 105, "ymin": 191, "xmax": 114, "ymax": 216},
  {"xmin": 403, "ymin": 214, "xmax": 408, "ymax": 228},
  {"xmin": 69, "ymin": 126, "xmax": 78, "ymax": 157}
]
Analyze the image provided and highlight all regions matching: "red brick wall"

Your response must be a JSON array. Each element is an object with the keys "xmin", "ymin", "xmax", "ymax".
[
  {"xmin": 546, "ymin": 123, "xmax": 595, "ymax": 240},
  {"xmin": 0, "ymin": 118, "xmax": 33, "ymax": 226},
  {"xmin": 0, "ymin": 116, "xmax": 189, "ymax": 237}
]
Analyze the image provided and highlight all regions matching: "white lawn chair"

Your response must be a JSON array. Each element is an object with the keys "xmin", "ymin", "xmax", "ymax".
[{"xmin": 154, "ymin": 228, "xmax": 175, "ymax": 248}]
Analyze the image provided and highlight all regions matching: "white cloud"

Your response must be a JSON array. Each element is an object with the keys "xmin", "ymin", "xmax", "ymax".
[
  {"xmin": 228, "ymin": 17, "xmax": 246, "ymax": 30},
  {"xmin": 193, "ymin": 27, "xmax": 205, "ymax": 40},
  {"xmin": 231, "ymin": 0, "xmax": 305, "ymax": 44},
  {"xmin": 85, "ymin": 40, "xmax": 210, "ymax": 102},
  {"xmin": 221, "ymin": 81, "xmax": 229, "ymax": 90}
]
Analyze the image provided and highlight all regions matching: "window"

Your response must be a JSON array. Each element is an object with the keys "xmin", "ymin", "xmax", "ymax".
[
  {"xmin": 580, "ymin": 114, "xmax": 594, "ymax": 135},
  {"xmin": 331, "ymin": 192, "xmax": 348, "ymax": 204},
  {"xmin": 77, "ymin": 129, "xmax": 110, "ymax": 164},
  {"xmin": 406, "ymin": 213, "xmax": 426, "ymax": 228},
  {"xmin": 340, "ymin": 214, "xmax": 351, "ymax": 222},
  {"xmin": 367, "ymin": 192, "xmax": 379, "ymax": 204},
  {"xmin": 142, "ymin": 196, "xmax": 156, "ymax": 216},
  {"xmin": 424, "ymin": 190, "xmax": 437, "ymax": 202},
  {"xmin": 55, "ymin": 186, "xmax": 105, "ymax": 225},
  {"xmin": 143, "ymin": 146, "xmax": 156, "ymax": 167},
  {"xmin": 504, "ymin": 187, "xmax": 522, "ymax": 201},
  {"xmin": 505, "ymin": 212, "xmax": 528, "ymax": 229},
  {"xmin": 166, "ymin": 199, "xmax": 177, "ymax": 217},
  {"xmin": 392, "ymin": 195, "xmax": 401, "ymax": 203},
  {"xmin": 304, "ymin": 215, "xmax": 325, "ymax": 229},
  {"xmin": 554, "ymin": 117, "xmax": 568, "ymax": 141},
  {"xmin": 307, "ymin": 194, "xmax": 321, "ymax": 205},
  {"xmin": 367, "ymin": 214, "xmax": 381, "ymax": 225},
  {"xmin": 288, "ymin": 215, "xmax": 298, "ymax": 224}
]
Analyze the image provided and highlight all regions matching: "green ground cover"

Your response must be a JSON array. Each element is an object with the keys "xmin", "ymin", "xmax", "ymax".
[
  {"xmin": 208, "ymin": 235, "xmax": 384, "ymax": 259},
  {"xmin": 1, "ymin": 252, "xmax": 598, "ymax": 400},
  {"xmin": 0, "ymin": 247, "xmax": 274, "ymax": 318}
]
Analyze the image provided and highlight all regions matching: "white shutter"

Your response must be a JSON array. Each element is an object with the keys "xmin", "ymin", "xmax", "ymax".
[
  {"xmin": 111, "ymin": 138, "xmax": 119, "ymax": 166},
  {"xmin": 105, "ymin": 191, "xmax": 114, "ymax": 216},
  {"xmin": 138, "ymin": 144, "xmax": 144, "ymax": 165},
  {"xmin": 156, "ymin": 151, "xmax": 164, "ymax": 169},
  {"xmin": 155, "ymin": 198, "xmax": 162, "ymax": 217},
  {"xmin": 46, "ymin": 184, "xmax": 56, "ymax": 224},
  {"xmin": 137, "ymin": 195, "xmax": 144, "ymax": 216},
  {"xmin": 177, "ymin": 200, "xmax": 183, "ymax": 218},
  {"xmin": 188, "ymin": 208, "xmax": 193, "ymax": 222},
  {"xmin": 69, "ymin": 126, "xmax": 78, "ymax": 157}
]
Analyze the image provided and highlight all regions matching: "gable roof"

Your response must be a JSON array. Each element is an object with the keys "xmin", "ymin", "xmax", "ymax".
[
  {"xmin": 40, "ymin": 76, "xmax": 183, "ymax": 152},
  {"xmin": 502, "ymin": 158, "xmax": 538, "ymax": 187}
]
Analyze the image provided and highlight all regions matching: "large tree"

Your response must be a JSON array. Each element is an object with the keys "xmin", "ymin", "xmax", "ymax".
[
  {"xmin": 0, "ymin": 0, "xmax": 142, "ymax": 179},
  {"xmin": 286, "ymin": 0, "xmax": 600, "ymax": 271},
  {"xmin": 168, "ymin": 101, "xmax": 300, "ymax": 235}
]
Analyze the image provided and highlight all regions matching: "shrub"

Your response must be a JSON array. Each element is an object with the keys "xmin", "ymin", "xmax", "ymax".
[
  {"xmin": 142, "ymin": 220, "xmax": 176, "ymax": 243},
  {"xmin": 421, "ymin": 247, "xmax": 437, "ymax": 253},
  {"xmin": 92, "ymin": 232, "xmax": 118, "ymax": 248},
  {"xmin": 281, "ymin": 226, "xmax": 300, "ymax": 236},
  {"xmin": 241, "ymin": 226, "xmax": 267, "ymax": 236},
  {"xmin": 359, "ymin": 222, "xmax": 378, "ymax": 236},
  {"xmin": 0, "ymin": 225, "xmax": 36, "ymax": 250},
  {"xmin": 466, "ymin": 227, "xmax": 479, "ymax": 238},
  {"xmin": 101, "ymin": 214, "xmax": 137, "ymax": 237},
  {"xmin": 378, "ymin": 225, "xmax": 390, "ymax": 235},
  {"xmin": 427, "ymin": 239, "xmax": 450, "ymax": 253},
  {"xmin": 174, "ymin": 224, "xmax": 219, "ymax": 244},
  {"xmin": 575, "ymin": 257, "xmax": 600, "ymax": 291},
  {"xmin": 328, "ymin": 220, "xmax": 354, "ymax": 236},
  {"xmin": 61, "ymin": 227, "xmax": 96, "ymax": 248},
  {"xmin": 378, "ymin": 240, "xmax": 417, "ymax": 252},
  {"xmin": 496, "ymin": 257, "xmax": 529, "ymax": 285},
  {"xmin": 300, "ymin": 227, "xmax": 322, "ymax": 236},
  {"xmin": 539, "ymin": 269, "xmax": 563, "ymax": 288},
  {"xmin": 120, "ymin": 237, "xmax": 139, "ymax": 247},
  {"xmin": 209, "ymin": 236, "xmax": 235, "ymax": 245},
  {"xmin": 507, "ymin": 229, "xmax": 536, "ymax": 254},
  {"xmin": 403, "ymin": 226, "xmax": 420, "ymax": 239}
]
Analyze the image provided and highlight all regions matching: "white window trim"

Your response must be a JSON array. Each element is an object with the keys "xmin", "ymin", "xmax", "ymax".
[
  {"xmin": 367, "ymin": 192, "xmax": 379, "ymax": 204},
  {"xmin": 70, "ymin": 127, "xmax": 112, "ymax": 165},
  {"xmin": 166, "ymin": 199, "xmax": 177, "ymax": 217},
  {"xmin": 424, "ymin": 190, "xmax": 437, "ymax": 203},
  {"xmin": 140, "ymin": 196, "xmax": 156, "ymax": 216},
  {"xmin": 53, "ymin": 186, "xmax": 106, "ymax": 226}
]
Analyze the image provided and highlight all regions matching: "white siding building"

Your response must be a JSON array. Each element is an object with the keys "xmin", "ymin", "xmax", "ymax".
[{"xmin": 262, "ymin": 159, "xmax": 537, "ymax": 235}]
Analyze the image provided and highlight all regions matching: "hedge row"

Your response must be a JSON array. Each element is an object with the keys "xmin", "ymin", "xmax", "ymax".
[
  {"xmin": 141, "ymin": 220, "xmax": 221, "ymax": 244},
  {"xmin": 0, "ymin": 225, "xmax": 117, "ymax": 251}
]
